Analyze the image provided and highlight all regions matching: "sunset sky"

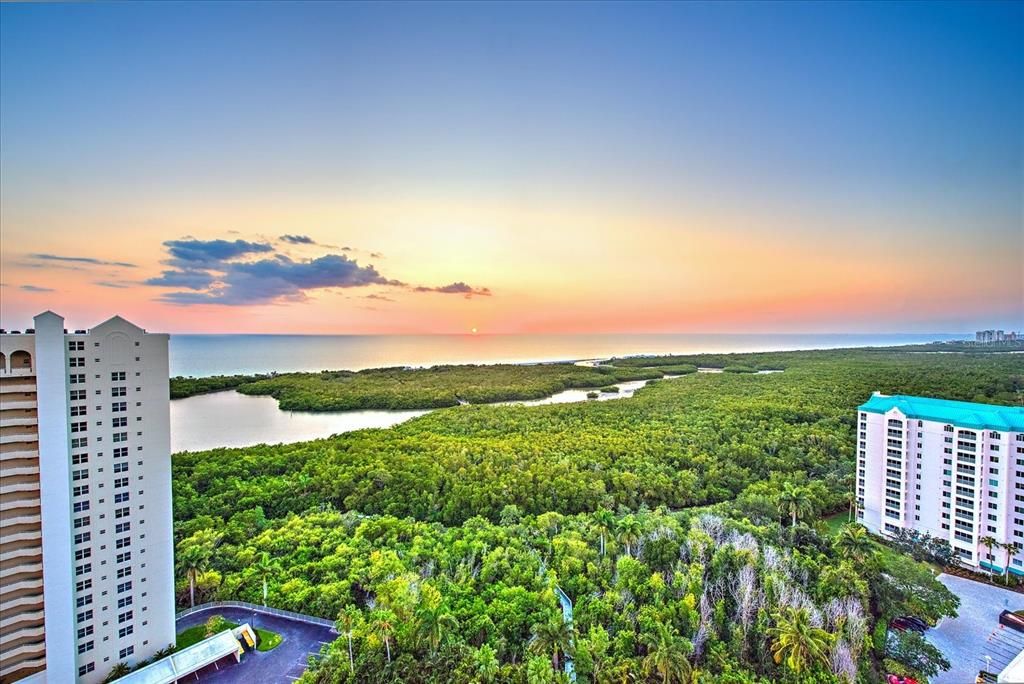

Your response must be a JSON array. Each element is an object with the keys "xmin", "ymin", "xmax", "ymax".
[{"xmin": 1, "ymin": 1, "xmax": 1021, "ymax": 334}]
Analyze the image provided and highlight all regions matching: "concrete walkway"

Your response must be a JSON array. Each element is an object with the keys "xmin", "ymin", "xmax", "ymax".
[
  {"xmin": 176, "ymin": 606, "xmax": 335, "ymax": 683},
  {"xmin": 930, "ymin": 574, "xmax": 1024, "ymax": 684}
]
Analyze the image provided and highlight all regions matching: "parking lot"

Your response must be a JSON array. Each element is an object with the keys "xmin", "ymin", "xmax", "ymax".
[
  {"xmin": 929, "ymin": 574, "xmax": 1024, "ymax": 684},
  {"xmin": 175, "ymin": 607, "xmax": 336, "ymax": 683}
]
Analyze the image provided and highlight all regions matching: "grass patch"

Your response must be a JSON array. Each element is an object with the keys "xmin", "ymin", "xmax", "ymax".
[
  {"xmin": 176, "ymin": 616, "xmax": 282, "ymax": 652},
  {"xmin": 255, "ymin": 627, "xmax": 283, "ymax": 651},
  {"xmin": 821, "ymin": 510, "xmax": 850, "ymax": 536}
]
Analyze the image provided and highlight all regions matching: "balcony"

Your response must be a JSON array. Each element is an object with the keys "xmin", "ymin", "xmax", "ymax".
[
  {"xmin": 0, "ymin": 462, "xmax": 38, "ymax": 478},
  {"xmin": 0, "ymin": 592, "xmax": 44, "ymax": 615},
  {"xmin": 0, "ymin": 525, "xmax": 41, "ymax": 546},
  {"xmin": 0, "ymin": 481, "xmax": 40, "ymax": 497},
  {"xmin": 0, "ymin": 512, "xmax": 41, "ymax": 530},
  {"xmin": 0, "ymin": 609, "xmax": 44, "ymax": 633},
  {"xmin": 0, "ymin": 575, "xmax": 42, "ymax": 598},
  {"xmin": 0, "ymin": 398, "xmax": 36, "ymax": 411},
  {"xmin": 0, "ymin": 447, "xmax": 38, "ymax": 462},
  {"xmin": 0, "ymin": 545, "xmax": 42, "ymax": 568},
  {"xmin": 0, "ymin": 430, "xmax": 38, "ymax": 446},
  {"xmin": 0, "ymin": 378, "xmax": 35, "ymax": 393},
  {"xmin": 0, "ymin": 640, "xmax": 45, "ymax": 672}
]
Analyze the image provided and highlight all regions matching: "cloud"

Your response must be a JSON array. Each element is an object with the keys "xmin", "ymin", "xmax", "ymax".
[
  {"xmin": 145, "ymin": 269, "xmax": 215, "ymax": 290},
  {"xmin": 163, "ymin": 238, "xmax": 273, "ymax": 265},
  {"xmin": 156, "ymin": 254, "xmax": 404, "ymax": 305},
  {"xmin": 147, "ymin": 235, "xmax": 487, "ymax": 306},
  {"xmin": 20, "ymin": 284, "xmax": 55, "ymax": 292},
  {"xmin": 95, "ymin": 281, "xmax": 132, "ymax": 289},
  {"xmin": 370, "ymin": 252, "xmax": 384, "ymax": 259},
  {"xmin": 414, "ymin": 281, "xmax": 492, "ymax": 298},
  {"xmin": 29, "ymin": 253, "xmax": 137, "ymax": 268},
  {"xmin": 280, "ymin": 234, "xmax": 316, "ymax": 245}
]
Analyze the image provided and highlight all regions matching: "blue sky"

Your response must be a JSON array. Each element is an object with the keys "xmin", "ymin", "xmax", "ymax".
[{"xmin": 1, "ymin": 1, "xmax": 1021, "ymax": 333}]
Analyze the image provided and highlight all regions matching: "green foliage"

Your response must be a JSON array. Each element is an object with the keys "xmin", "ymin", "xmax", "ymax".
[
  {"xmin": 168, "ymin": 347, "xmax": 1016, "ymax": 682},
  {"xmin": 228, "ymin": 363, "xmax": 661, "ymax": 411},
  {"xmin": 205, "ymin": 614, "xmax": 233, "ymax": 636},
  {"xmin": 885, "ymin": 630, "xmax": 951, "ymax": 679},
  {"xmin": 170, "ymin": 374, "xmax": 268, "ymax": 398}
]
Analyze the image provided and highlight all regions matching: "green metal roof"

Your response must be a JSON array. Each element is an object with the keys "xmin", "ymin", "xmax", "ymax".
[{"xmin": 859, "ymin": 394, "xmax": 1024, "ymax": 432}]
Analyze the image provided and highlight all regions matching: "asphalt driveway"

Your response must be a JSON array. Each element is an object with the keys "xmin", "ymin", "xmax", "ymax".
[
  {"xmin": 175, "ymin": 607, "xmax": 336, "ymax": 683},
  {"xmin": 929, "ymin": 574, "xmax": 1024, "ymax": 684}
]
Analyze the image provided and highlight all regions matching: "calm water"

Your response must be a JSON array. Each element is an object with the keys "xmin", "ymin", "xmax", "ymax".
[
  {"xmin": 168, "ymin": 333, "xmax": 964, "ymax": 376},
  {"xmin": 171, "ymin": 376, "xmax": 670, "ymax": 451},
  {"xmin": 170, "ymin": 391, "xmax": 429, "ymax": 452},
  {"xmin": 168, "ymin": 333, "xmax": 961, "ymax": 452}
]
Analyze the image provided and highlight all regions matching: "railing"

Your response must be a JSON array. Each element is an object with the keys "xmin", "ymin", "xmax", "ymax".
[{"xmin": 176, "ymin": 600, "xmax": 338, "ymax": 631}]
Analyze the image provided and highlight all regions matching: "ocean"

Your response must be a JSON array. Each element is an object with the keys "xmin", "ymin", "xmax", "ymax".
[{"xmin": 167, "ymin": 332, "xmax": 966, "ymax": 377}]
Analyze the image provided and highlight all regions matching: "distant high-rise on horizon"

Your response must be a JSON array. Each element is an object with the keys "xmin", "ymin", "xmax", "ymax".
[
  {"xmin": 976, "ymin": 329, "xmax": 1020, "ymax": 343},
  {"xmin": 856, "ymin": 393, "xmax": 1024, "ymax": 574},
  {"xmin": 0, "ymin": 312, "xmax": 174, "ymax": 684}
]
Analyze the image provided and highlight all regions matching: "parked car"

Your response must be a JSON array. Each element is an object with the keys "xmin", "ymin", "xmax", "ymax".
[
  {"xmin": 899, "ymin": 615, "xmax": 929, "ymax": 631},
  {"xmin": 890, "ymin": 617, "xmax": 926, "ymax": 634},
  {"xmin": 887, "ymin": 675, "xmax": 919, "ymax": 684}
]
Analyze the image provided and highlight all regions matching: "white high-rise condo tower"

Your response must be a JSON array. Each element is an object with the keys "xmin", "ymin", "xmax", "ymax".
[
  {"xmin": 0, "ymin": 312, "xmax": 175, "ymax": 684},
  {"xmin": 856, "ymin": 392, "xmax": 1024, "ymax": 574}
]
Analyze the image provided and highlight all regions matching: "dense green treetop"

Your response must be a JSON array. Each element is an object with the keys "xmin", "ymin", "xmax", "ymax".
[{"xmin": 170, "ymin": 348, "xmax": 1019, "ymax": 682}]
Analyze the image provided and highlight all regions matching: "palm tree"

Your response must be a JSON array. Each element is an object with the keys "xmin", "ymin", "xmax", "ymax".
[
  {"xmin": 845, "ymin": 491, "xmax": 856, "ymax": 522},
  {"xmin": 253, "ymin": 551, "xmax": 274, "ymax": 607},
  {"xmin": 616, "ymin": 515, "xmax": 642, "ymax": 558},
  {"xmin": 979, "ymin": 536, "xmax": 998, "ymax": 578},
  {"xmin": 1004, "ymin": 542, "xmax": 1023, "ymax": 585},
  {"xmin": 102, "ymin": 662, "xmax": 131, "ymax": 683},
  {"xmin": 335, "ymin": 605, "xmax": 361, "ymax": 674},
  {"xmin": 371, "ymin": 610, "xmax": 396, "ymax": 663},
  {"xmin": 833, "ymin": 524, "xmax": 873, "ymax": 563},
  {"xmin": 641, "ymin": 622, "xmax": 692, "ymax": 684},
  {"xmin": 594, "ymin": 508, "xmax": 616, "ymax": 557},
  {"xmin": 767, "ymin": 606, "xmax": 834, "ymax": 675},
  {"xmin": 176, "ymin": 530, "xmax": 219, "ymax": 608},
  {"xmin": 415, "ymin": 600, "xmax": 459, "ymax": 655},
  {"xmin": 777, "ymin": 484, "xmax": 812, "ymax": 527},
  {"xmin": 530, "ymin": 615, "xmax": 574, "ymax": 672},
  {"xmin": 475, "ymin": 643, "xmax": 500, "ymax": 683}
]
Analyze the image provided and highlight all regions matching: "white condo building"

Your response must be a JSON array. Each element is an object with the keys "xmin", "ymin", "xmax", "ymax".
[
  {"xmin": 0, "ymin": 312, "xmax": 174, "ymax": 684},
  {"xmin": 857, "ymin": 392, "xmax": 1024, "ymax": 574}
]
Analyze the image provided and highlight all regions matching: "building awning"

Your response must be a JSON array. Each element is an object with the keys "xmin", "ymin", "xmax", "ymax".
[{"xmin": 113, "ymin": 630, "xmax": 242, "ymax": 684}]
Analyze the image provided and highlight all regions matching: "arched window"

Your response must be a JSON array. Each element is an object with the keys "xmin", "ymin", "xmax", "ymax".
[
  {"xmin": 0, "ymin": 352, "xmax": 6, "ymax": 372},
  {"xmin": 10, "ymin": 350, "xmax": 32, "ymax": 371}
]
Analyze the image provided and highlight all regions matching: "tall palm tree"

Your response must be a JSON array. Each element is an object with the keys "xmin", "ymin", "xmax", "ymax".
[
  {"xmin": 845, "ymin": 491, "xmax": 856, "ymax": 522},
  {"xmin": 415, "ymin": 600, "xmax": 459, "ymax": 655},
  {"xmin": 530, "ymin": 615, "xmax": 574, "ymax": 672},
  {"xmin": 253, "ymin": 551, "xmax": 274, "ymax": 607},
  {"xmin": 1004, "ymin": 542, "xmax": 1023, "ymax": 585},
  {"xmin": 336, "ymin": 605, "xmax": 361, "ymax": 674},
  {"xmin": 475, "ymin": 643, "xmax": 500, "ymax": 683},
  {"xmin": 176, "ymin": 530, "xmax": 219, "ymax": 608},
  {"xmin": 371, "ymin": 610, "xmax": 396, "ymax": 663},
  {"xmin": 777, "ymin": 484, "xmax": 812, "ymax": 527},
  {"xmin": 178, "ymin": 546, "xmax": 211, "ymax": 608},
  {"xmin": 594, "ymin": 508, "xmax": 616, "ymax": 557},
  {"xmin": 767, "ymin": 606, "xmax": 834, "ymax": 675},
  {"xmin": 833, "ymin": 524, "xmax": 873, "ymax": 563},
  {"xmin": 616, "ymin": 515, "xmax": 642, "ymax": 558},
  {"xmin": 641, "ymin": 622, "xmax": 692, "ymax": 684},
  {"xmin": 979, "ymin": 536, "xmax": 998, "ymax": 578}
]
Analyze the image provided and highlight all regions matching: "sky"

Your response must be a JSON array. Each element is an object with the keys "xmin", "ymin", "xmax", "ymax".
[{"xmin": 1, "ymin": 1, "xmax": 1021, "ymax": 335}]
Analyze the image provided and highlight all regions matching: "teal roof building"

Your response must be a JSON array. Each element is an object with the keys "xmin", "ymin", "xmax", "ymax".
[{"xmin": 859, "ymin": 393, "xmax": 1024, "ymax": 432}]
